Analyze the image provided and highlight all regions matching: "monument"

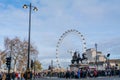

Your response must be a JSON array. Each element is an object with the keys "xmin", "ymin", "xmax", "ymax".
[{"xmin": 70, "ymin": 51, "xmax": 89, "ymax": 71}]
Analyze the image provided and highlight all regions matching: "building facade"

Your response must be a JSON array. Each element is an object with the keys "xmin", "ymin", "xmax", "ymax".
[
  {"xmin": 85, "ymin": 48, "xmax": 106, "ymax": 63},
  {"xmin": 85, "ymin": 48, "xmax": 106, "ymax": 70}
]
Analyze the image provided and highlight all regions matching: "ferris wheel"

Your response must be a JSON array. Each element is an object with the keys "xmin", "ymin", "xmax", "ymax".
[{"xmin": 56, "ymin": 29, "xmax": 87, "ymax": 68}]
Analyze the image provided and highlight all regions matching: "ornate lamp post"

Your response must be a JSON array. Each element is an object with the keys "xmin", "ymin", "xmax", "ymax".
[{"xmin": 23, "ymin": 3, "xmax": 38, "ymax": 79}]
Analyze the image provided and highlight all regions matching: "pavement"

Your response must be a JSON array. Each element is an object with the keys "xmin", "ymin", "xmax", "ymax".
[{"xmin": 34, "ymin": 76, "xmax": 120, "ymax": 80}]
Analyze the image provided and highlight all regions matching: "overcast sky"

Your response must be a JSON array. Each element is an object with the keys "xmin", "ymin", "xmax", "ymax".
[{"xmin": 0, "ymin": 0, "xmax": 120, "ymax": 69}]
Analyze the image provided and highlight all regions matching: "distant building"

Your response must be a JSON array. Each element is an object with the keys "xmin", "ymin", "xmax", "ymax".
[
  {"xmin": 85, "ymin": 48, "xmax": 120, "ymax": 70},
  {"xmin": 85, "ymin": 48, "xmax": 106, "ymax": 70},
  {"xmin": 109, "ymin": 59, "xmax": 120, "ymax": 69},
  {"xmin": 85, "ymin": 48, "xmax": 106, "ymax": 63}
]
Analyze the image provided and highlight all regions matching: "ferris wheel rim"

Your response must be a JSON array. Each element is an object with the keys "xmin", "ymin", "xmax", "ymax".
[{"xmin": 56, "ymin": 29, "xmax": 87, "ymax": 68}]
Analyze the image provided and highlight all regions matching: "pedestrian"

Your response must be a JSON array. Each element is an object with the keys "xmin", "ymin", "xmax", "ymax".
[
  {"xmin": 119, "ymin": 69, "xmax": 120, "ymax": 77},
  {"xmin": 77, "ymin": 68, "xmax": 81, "ymax": 79},
  {"xmin": 2, "ymin": 73, "xmax": 6, "ymax": 80},
  {"xmin": 23, "ymin": 71, "xmax": 27, "ymax": 79},
  {"xmin": 0, "ymin": 73, "xmax": 2, "ymax": 80},
  {"xmin": 0, "ymin": 72, "xmax": 2, "ymax": 80},
  {"xmin": 105, "ymin": 70, "xmax": 107, "ymax": 76},
  {"xmin": 108, "ymin": 69, "xmax": 111, "ymax": 77},
  {"xmin": 18, "ymin": 72, "xmax": 20, "ymax": 80},
  {"xmin": 30, "ymin": 72, "xmax": 33, "ymax": 79},
  {"xmin": 21, "ymin": 72, "xmax": 24, "ymax": 80},
  {"xmin": 65, "ymin": 70, "xmax": 70, "ymax": 79},
  {"xmin": 71, "ymin": 71, "xmax": 75, "ymax": 78},
  {"xmin": 15, "ymin": 72, "xmax": 18, "ymax": 79},
  {"xmin": 12, "ymin": 72, "xmax": 16, "ymax": 80},
  {"xmin": 94, "ymin": 69, "xmax": 97, "ymax": 77}
]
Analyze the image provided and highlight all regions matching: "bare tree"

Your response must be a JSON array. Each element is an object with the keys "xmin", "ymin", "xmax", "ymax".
[{"xmin": 4, "ymin": 37, "xmax": 39, "ymax": 71}]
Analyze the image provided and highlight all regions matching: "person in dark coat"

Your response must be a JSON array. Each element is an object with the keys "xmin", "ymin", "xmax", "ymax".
[
  {"xmin": 119, "ymin": 69, "xmax": 120, "ymax": 77},
  {"xmin": 12, "ymin": 72, "xmax": 16, "ymax": 80},
  {"xmin": 65, "ymin": 70, "xmax": 70, "ymax": 79}
]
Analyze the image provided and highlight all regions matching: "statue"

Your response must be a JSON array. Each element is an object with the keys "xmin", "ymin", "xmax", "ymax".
[
  {"xmin": 82, "ymin": 53, "xmax": 87, "ymax": 60},
  {"xmin": 71, "ymin": 51, "xmax": 78, "ymax": 64},
  {"xmin": 80, "ymin": 53, "xmax": 88, "ymax": 63},
  {"xmin": 71, "ymin": 51, "xmax": 88, "ymax": 64}
]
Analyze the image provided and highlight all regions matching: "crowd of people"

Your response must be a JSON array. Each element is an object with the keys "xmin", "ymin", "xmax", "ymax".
[
  {"xmin": 45, "ymin": 68, "xmax": 120, "ymax": 79},
  {"xmin": 0, "ymin": 71, "xmax": 32, "ymax": 80},
  {"xmin": 64, "ymin": 68, "xmax": 120, "ymax": 79},
  {"xmin": 0, "ymin": 68, "xmax": 120, "ymax": 80}
]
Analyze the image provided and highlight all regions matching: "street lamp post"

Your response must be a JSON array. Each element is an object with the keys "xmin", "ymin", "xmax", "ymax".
[
  {"xmin": 107, "ymin": 53, "xmax": 110, "ymax": 69},
  {"xmin": 23, "ymin": 3, "xmax": 38, "ymax": 79},
  {"xmin": 95, "ymin": 43, "xmax": 98, "ymax": 70}
]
